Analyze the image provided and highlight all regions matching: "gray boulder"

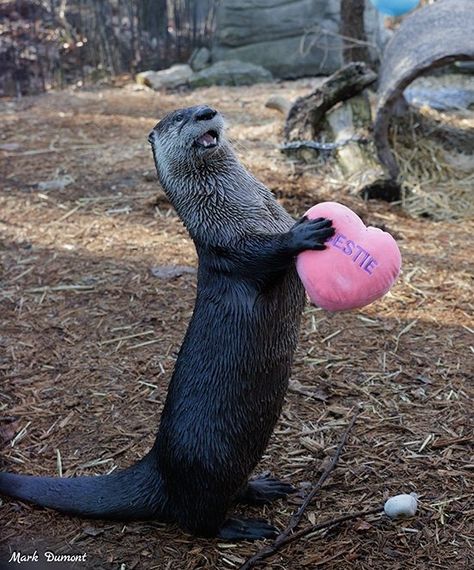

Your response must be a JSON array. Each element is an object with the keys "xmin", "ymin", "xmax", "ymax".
[
  {"xmin": 212, "ymin": 0, "xmax": 384, "ymax": 79},
  {"xmin": 189, "ymin": 47, "xmax": 211, "ymax": 71},
  {"xmin": 405, "ymin": 86, "xmax": 474, "ymax": 111},
  {"xmin": 189, "ymin": 60, "xmax": 273, "ymax": 87},
  {"xmin": 136, "ymin": 64, "xmax": 193, "ymax": 90}
]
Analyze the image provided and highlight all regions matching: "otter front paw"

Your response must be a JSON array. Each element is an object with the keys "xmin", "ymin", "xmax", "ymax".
[
  {"xmin": 218, "ymin": 517, "xmax": 279, "ymax": 541},
  {"xmin": 290, "ymin": 216, "xmax": 335, "ymax": 252}
]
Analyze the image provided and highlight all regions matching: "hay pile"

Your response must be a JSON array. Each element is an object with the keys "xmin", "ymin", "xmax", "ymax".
[{"xmin": 390, "ymin": 106, "xmax": 474, "ymax": 221}]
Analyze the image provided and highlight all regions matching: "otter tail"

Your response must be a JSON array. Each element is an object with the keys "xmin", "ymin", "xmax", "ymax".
[{"xmin": 0, "ymin": 454, "xmax": 166, "ymax": 520}]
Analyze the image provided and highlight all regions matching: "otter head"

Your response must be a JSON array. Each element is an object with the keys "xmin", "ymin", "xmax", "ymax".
[
  {"xmin": 148, "ymin": 105, "xmax": 248, "ymax": 241},
  {"xmin": 148, "ymin": 105, "xmax": 228, "ymax": 185}
]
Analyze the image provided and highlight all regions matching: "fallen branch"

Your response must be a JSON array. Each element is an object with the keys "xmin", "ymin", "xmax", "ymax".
[
  {"xmin": 2, "ymin": 144, "xmax": 107, "ymax": 157},
  {"xmin": 279, "ymin": 63, "xmax": 394, "ymax": 196},
  {"xmin": 239, "ymin": 411, "xmax": 360, "ymax": 569},
  {"xmin": 325, "ymin": 94, "xmax": 394, "ymax": 196},
  {"xmin": 280, "ymin": 136, "xmax": 367, "ymax": 154},
  {"xmin": 288, "ymin": 411, "xmax": 359, "ymax": 531},
  {"xmin": 239, "ymin": 505, "xmax": 383, "ymax": 569},
  {"xmin": 284, "ymin": 62, "xmax": 377, "ymax": 140}
]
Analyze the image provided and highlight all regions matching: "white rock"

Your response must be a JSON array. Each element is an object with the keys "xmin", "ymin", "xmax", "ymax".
[
  {"xmin": 38, "ymin": 175, "xmax": 74, "ymax": 192},
  {"xmin": 384, "ymin": 493, "xmax": 418, "ymax": 518},
  {"xmin": 135, "ymin": 64, "xmax": 193, "ymax": 90}
]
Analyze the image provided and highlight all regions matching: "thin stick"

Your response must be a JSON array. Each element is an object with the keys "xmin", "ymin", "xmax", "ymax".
[
  {"xmin": 240, "ymin": 411, "xmax": 359, "ymax": 570},
  {"xmin": 239, "ymin": 506, "xmax": 383, "ymax": 569},
  {"xmin": 3, "ymin": 144, "xmax": 107, "ymax": 157},
  {"xmin": 49, "ymin": 204, "xmax": 83, "ymax": 224},
  {"xmin": 287, "ymin": 410, "xmax": 359, "ymax": 532}
]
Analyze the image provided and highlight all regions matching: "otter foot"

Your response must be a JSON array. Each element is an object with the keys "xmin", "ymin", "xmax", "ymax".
[
  {"xmin": 238, "ymin": 473, "xmax": 296, "ymax": 505},
  {"xmin": 217, "ymin": 517, "xmax": 279, "ymax": 541}
]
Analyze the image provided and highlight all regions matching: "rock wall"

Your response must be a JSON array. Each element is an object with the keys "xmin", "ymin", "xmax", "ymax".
[{"xmin": 212, "ymin": 0, "xmax": 385, "ymax": 78}]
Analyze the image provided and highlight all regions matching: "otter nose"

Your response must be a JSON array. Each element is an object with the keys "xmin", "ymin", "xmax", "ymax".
[{"xmin": 194, "ymin": 106, "xmax": 217, "ymax": 122}]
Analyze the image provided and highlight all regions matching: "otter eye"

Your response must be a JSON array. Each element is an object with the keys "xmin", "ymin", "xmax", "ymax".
[{"xmin": 174, "ymin": 113, "xmax": 184, "ymax": 123}]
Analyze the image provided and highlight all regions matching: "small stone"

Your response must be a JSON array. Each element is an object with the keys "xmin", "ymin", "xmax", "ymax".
[
  {"xmin": 384, "ymin": 493, "xmax": 418, "ymax": 518},
  {"xmin": 150, "ymin": 265, "xmax": 197, "ymax": 279},
  {"xmin": 142, "ymin": 170, "xmax": 156, "ymax": 182},
  {"xmin": 38, "ymin": 175, "xmax": 74, "ymax": 192}
]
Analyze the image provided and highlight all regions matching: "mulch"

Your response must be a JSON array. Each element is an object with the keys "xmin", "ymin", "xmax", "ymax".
[{"xmin": 0, "ymin": 80, "xmax": 472, "ymax": 570}]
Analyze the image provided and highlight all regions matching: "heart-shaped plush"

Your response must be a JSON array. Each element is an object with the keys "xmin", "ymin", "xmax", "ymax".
[{"xmin": 296, "ymin": 202, "xmax": 401, "ymax": 311}]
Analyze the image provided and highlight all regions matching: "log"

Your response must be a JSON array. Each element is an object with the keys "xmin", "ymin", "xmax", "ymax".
[
  {"xmin": 325, "ymin": 91, "xmax": 399, "ymax": 199},
  {"xmin": 265, "ymin": 95, "xmax": 291, "ymax": 115},
  {"xmin": 280, "ymin": 62, "xmax": 402, "ymax": 199},
  {"xmin": 284, "ymin": 62, "xmax": 377, "ymax": 141},
  {"xmin": 374, "ymin": 0, "xmax": 474, "ymax": 179}
]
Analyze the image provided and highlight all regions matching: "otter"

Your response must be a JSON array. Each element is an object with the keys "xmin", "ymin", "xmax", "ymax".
[{"xmin": 0, "ymin": 105, "xmax": 334, "ymax": 540}]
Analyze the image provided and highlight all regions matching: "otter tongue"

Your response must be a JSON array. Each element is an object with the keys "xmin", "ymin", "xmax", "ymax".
[{"xmin": 198, "ymin": 132, "xmax": 216, "ymax": 147}]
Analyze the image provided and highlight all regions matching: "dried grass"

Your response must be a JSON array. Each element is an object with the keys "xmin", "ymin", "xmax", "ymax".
[{"xmin": 391, "ymin": 107, "xmax": 474, "ymax": 221}]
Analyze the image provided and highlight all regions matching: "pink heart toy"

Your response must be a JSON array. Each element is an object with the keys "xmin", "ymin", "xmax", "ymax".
[{"xmin": 296, "ymin": 202, "xmax": 401, "ymax": 311}]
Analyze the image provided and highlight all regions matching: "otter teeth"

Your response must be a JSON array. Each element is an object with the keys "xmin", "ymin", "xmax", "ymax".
[{"xmin": 197, "ymin": 131, "xmax": 218, "ymax": 148}]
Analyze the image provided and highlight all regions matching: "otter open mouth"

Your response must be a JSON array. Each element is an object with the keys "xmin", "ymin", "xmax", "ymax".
[{"xmin": 195, "ymin": 130, "xmax": 219, "ymax": 149}]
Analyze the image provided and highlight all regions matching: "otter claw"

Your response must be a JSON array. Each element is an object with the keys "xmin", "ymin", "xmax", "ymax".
[
  {"xmin": 218, "ymin": 517, "xmax": 279, "ymax": 541},
  {"xmin": 238, "ymin": 474, "xmax": 297, "ymax": 505},
  {"xmin": 290, "ymin": 217, "xmax": 335, "ymax": 252}
]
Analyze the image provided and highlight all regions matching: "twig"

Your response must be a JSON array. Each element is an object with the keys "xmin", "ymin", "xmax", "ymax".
[
  {"xmin": 288, "ymin": 411, "xmax": 359, "ymax": 532},
  {"xmin": 100, "ymin": 330, "xmax": 155, "ymax": 346},
  {"xmin": 239, "ymin": 506, "xmax": 383, "ymax": 569},
  {"xmin": 3, "ymin": 144, "xmax": 107, "ymax": 157},
  {"xmin": 280, "ymin": 136, "xmax": 367, "ymax": 154},
  {"xmin": 48, "ymin": 204, "xmax": 83, "ymax": 225},
  {"xmin": 240, "ymin": 411, "xmax": 359, "ymax": 569},
  {"xmin": 25, "ymin": 284, "xmax": 98, "ymax": 293},
  {"xmin": 299, "ymin": 24, "xmax": 379, "ymax": 58},
  {"xmin": 126, "ymin": 338, "xmax": 162, "ymax": 350}
]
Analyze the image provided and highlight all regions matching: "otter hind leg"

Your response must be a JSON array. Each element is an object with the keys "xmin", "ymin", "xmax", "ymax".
[
  {"xmin": 237, "ymin": 472, "xmax": 296, "ymax": 506},
  {"xmin": 217, "ymin": 517, "xmax": 279, "ymax": 541},
  {"xmin": 174, "ymin": 486, "xmax": 279, "ymax": 541}
]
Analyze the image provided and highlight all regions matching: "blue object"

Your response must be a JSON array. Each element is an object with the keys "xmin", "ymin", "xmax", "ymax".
[{"xmin": 369, "ymin": 0, "xmax": 420, "ymax": 16}]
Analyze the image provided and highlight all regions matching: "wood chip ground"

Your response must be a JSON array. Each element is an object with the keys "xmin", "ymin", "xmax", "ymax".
[{"xmin": 0, "ymin": 80, "xmax": 472, "ymax": 569}]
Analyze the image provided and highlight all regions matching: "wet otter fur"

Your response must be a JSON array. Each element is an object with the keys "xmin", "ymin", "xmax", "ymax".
[{"xmin": 0, "ymin": 105, "xmax": 334, "ymax": 540}]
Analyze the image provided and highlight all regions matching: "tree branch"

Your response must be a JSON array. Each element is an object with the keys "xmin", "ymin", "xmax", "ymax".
[
  {"xmin": 284, "ymin": 62, "xmax": 377, "ymax": 140},
  {"xmin": 239, "ymin": 411, "xmax": 361, "ymax": 569},
  {"xmin": 239, "ymin": 505, "xmax": 383, "ymax": 569}
]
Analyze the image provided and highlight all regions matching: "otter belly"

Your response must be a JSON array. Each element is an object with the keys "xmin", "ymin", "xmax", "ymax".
[{"xmin": 156, "ymin": 270, "xmax": 304, "ymax": 498}]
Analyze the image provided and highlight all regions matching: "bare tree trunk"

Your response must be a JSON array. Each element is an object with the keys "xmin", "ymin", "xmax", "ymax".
[
  {"xmin": 340, "ymin": 0, "xmax": 370, "ymax": 63},
  {"xmin": 4, "ymin": 0, "xmax": 218, "ymax": 93},
  {"xmin": 138, "ymin": 0, "xmax": 168, "ymax": 67},
  {"xmin": 127, "ymin": 0, "xmax": 140, "ymax": 72}
]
